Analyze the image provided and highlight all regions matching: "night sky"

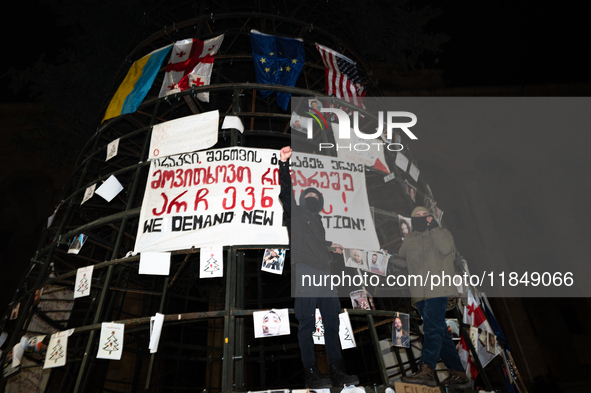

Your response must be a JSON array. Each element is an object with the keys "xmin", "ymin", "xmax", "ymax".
[
  {"xmin": 434, "ymin": 2, "xmax": 590, "ymax": 87},
  {"xmin": 2, "ymin": 2, "xmax": 591, "ymax": 103}
]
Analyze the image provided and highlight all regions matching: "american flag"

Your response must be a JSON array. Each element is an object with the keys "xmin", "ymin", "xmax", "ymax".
[{"xmin": 315, "ymin": 43, "xmax": 366, "ymax": 108}]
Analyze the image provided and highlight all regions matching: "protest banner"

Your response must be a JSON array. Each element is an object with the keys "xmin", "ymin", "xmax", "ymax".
[
  {"xmin": 290, "ymin": 151, "xmax": 380, "ymax": 251},
  {"xmin": 135, "ymin": 147, "xmax": 287, "ymax": 252},
  {"xmin": 134, "ymin": 148, "xmax": 378, "ymax": 253}
]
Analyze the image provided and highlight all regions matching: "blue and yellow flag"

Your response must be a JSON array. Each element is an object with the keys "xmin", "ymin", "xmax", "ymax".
[
  {"xmin": 250, "ymin": 30, "xmax": 304, "ymax": 111},
  {"xmin": 102, "ymin": 44, "xmax": 173, "ymax": 122}
]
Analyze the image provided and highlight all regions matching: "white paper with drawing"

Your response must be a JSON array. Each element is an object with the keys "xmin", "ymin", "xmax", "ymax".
[
  {"xmin": 74, "ymin": 265, "xmax": 94, "ymax": 298},
  {"xmin": 97, "ymin": 322, "xmax": 124, "ymax": 360}
]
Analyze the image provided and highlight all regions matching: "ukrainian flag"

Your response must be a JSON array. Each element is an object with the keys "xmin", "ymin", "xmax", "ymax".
[{"xmin": 102, "ymin": 44, "xmax": 173, "ymax": 122}]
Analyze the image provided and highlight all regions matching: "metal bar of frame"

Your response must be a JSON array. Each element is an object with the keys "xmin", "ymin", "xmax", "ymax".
[
  {"xmin": 392, "ymin": 337, "xmax": 406, "ymax": 378},
  {"xmin": 222, "ymin": 247, "xmax": 237, "ymax": 393},
  {"xmin": 234, "ymin": 251, "xmax": 246, "ymax": 390},
  {"xmin": 366, "ymin": 314, "xmax": 389, "ymax": 386},
  {"xmin": 402, "ymin": 297, "xmax": 419, "ymax": 377},
  {"xmin": 73, "ymin": 101, "xmax": 160, "ymax": 393}
]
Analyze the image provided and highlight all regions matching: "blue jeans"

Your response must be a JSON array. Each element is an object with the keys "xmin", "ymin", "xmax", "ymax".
[{"xmin": 416, "ymin": 297, "xmax": 464, "ymax": 372}]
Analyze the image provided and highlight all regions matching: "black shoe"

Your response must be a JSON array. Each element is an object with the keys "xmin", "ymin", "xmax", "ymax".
[
  {"xmin": 401, "ymin": 363, "xmax": 437, "ymax": 387},
  {"xmin": 304, "ymin": 366, "xmax": 333, "ymax": 389},
  {"xmin": 329, "ymin": 363, "xmax": 359, "ymax": 387},
  {"xmin": 439, "ymin": 369, "xmax": 470, "ymax": 389}
]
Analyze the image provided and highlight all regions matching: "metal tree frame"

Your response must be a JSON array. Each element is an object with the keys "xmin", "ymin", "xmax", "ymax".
[{"xmin": 1, "ymin": 2, "xmax": 499, "ymax": 392}]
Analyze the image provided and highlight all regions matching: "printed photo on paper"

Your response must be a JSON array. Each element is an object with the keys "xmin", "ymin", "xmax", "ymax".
[
  {"xmin": 398, "ymin": 215, "xmax": 412, "ymax": 240},
  {"xmin": 261, "ymin": 248, "xmax": 286, "ymax": 275},
  {"xmin": 478, "ymin": 328, "xmax": 487, "ymax": 347},
  {"xmin": 10, "ymin": 303, "xmax": 19, "ymax": 320},
  {"xmin": 366, "ymin": 251, "xmax": 388, "ymax": 276},
  {"xmin": 350, "ymin": 289, "xmax": 374, "ymax": 310},
  {"xmin": 253, "ymin": 309, "xmax": 290, "ymax": 338},
  {"xmin": 404, "ymin": 180, "xmax": 417, "ymax": 203},
  {"xmin": 68, "ymin": 234, "xmax": 88, "ymax": 255},
  {"xmin": 445, "ymin": 318, "xmax": 460, "ymax": 341},
  {"xmin": 487, "ymin": 332, "xmax": 497, "ymax": 354},
  {"xmin": 290, "ymin": 112, "xmax": 309, "ymax": 134},
  {"xmin": 424, "ymin": 196, "xmax": 436, "ymax": 212},
  {"xmin": 308, "ymin": 98, "xmax": 323, "ymax": 110},
  {"xmin": 81, "ymin": 184, "xmax": 96, "ymax": 205},
  {"xmin": 106, "ymin": 138, "xmax": 120, "ymax": 161},
  {"xmin": 392, "ymin": 312, "xmax": 410, "ymax": 348},
  {"xmin": 343, "ymin": 248, "xmax": 368, "ymax": 270}
]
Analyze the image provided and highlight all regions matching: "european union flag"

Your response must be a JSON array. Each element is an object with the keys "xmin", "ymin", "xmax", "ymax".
[{"xmin": 250, "ymin": 30, "xmax": 305, "ymax": 110}]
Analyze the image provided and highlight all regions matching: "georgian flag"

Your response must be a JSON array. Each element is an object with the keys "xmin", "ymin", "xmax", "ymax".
[
  {"xmin": 457, "ymin": 335, "xmax": 479, "ymax": 388},
  {"xmin": 463, "ymin": 288, "xmax": 491, "ymax": 330},
  {"xmin": 462, "ymin": 288, "xmax": 497, "ymax": 371},
  {"xmin": 158, "ymin": 35, "xmax": 225, "ymax": 102}
]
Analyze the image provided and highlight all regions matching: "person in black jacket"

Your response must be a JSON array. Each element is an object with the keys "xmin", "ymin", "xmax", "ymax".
[{"xmin": 278, "ymin": 146, "xmax": 359, "ymax": 388}]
